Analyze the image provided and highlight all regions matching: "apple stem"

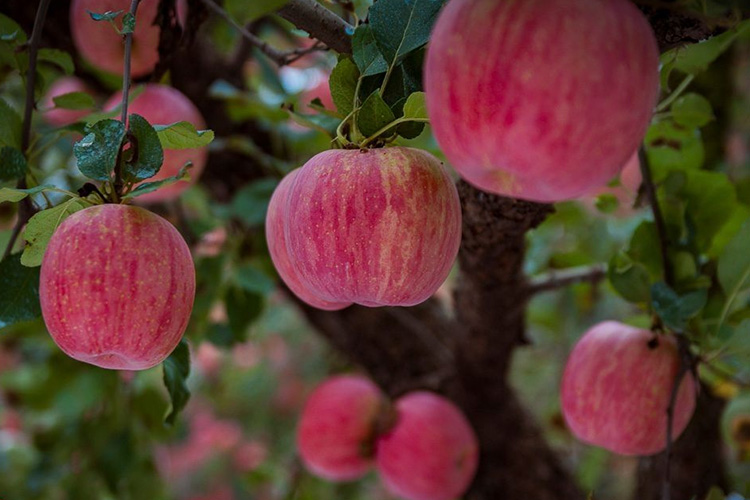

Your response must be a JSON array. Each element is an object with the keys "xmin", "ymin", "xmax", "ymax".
[{"xmin": 638, "ymin": 145, "xmax": 674, "ymax": 287}]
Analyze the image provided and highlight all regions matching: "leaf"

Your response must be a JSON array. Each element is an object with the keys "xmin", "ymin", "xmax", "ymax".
[
  {"xmin": 230, "ymin": 178, "xmax": 278, "ymax": 227},
  {"xmin": 705, "ymin": 487, "xmax": 727, "ymax": 500},
  {"xmin": 0, "ymin": 98, "xmax": 22, "ymax": 149},
  {"xmin": 651, "ymin": 281, "xmax": 707, "ymax": 331},
  {"xmin": 235, "ymin": 263, "xmax": 276, "ymax": 294},
  {"xmin": 162, "ymin": 339, "xmax": 191, "ymax": 426},
  {"xmin": 52, "ymin": 91, "xmax": 95, "ymax": 111},
  {"xmin": 682, "ymin": 170, "xmax": 736, "ymax": 251},
  {"xmin": 608, "ymin": 252, "xmax": 652, "ymax": 303},
  {"xmin": 225, "ymin": 0, "xmax": 289, "ymax": 24},
  {"xmin": 21, "ymin": 198, "xmax": 88, "ymax": 267},
  {"xmin": 225, "ymin": 286, "xmax": 263, "ymax": 341},
  {"xmin": 357, "ymin": 91, "xmax": 396, "ymax": 138},
  {"xmin": 0, "ymin": 13, "xmax": 27, "ymax": 43},
  {"xmin": 153, "ymin": 122, "xmax": 214, "ymax": 150},
  {"xmin": 352, "ymin": 24, "xmax": 389, "ymax": 77},
  {"xmin": 37, "ymin": 48, "xmax": 75, "ymax": 75},
  {"xmin": 125, "ymin": 114, "xmax": 163, "ymax": 181},
  {"xmin": 122, "ymin": 164, "xmax": 191, "ymax": 200},
  {"xmin": 402, "ymin": 91, "xmax": 427, "ymax": 119},
  {"xmin": 718, "ymin": 220, "xmax": 750, "ymax": 298},
  {"xmin": 0, "ymin": 146, "xmax": 27, "ymax": 181},
  {"xmin": 594, "ymin": 193, "xmax": 619, "ymax": 214},
  {"xmin": 369, "ymin": 0, "xmax": 447, "ymax": 65},
  {"xmin": 0, "ymin": 254, "xmax": 41, "ymax": 329},
  {"xmin": 121, "ymin": 12, "xmax": 135, "ymax": 35},
  {"xmin": 329, "ymin": 57, "xmax": 359, "ymax": 117},
  {"xmin": 87, "ymin": 10, "xmax": 123, "ymax": 22},
  {"xmin": 665, "ymin": 19, "xmax": 750, "ymax": 75},
  {"xmin": 671, "ymin": 93, "xmax": 714, "ymax": 128},
  {"xmin": 644, "ymin": 120, "xmax": 704, "ymax": 180},
  {"xmin": 0, "ymin": 184, "xmax": 56, "ymax": 204},
  {"xmin": 73, "ymin": 119, "xmax": 126, "ymax": 181}
]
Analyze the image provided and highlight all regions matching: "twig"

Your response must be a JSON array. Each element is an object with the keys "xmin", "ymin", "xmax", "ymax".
[
  {"xmin": 638, "ymin": 145, "xmax": 674, "ymax": 286},
  {"xmin": 200, "ymin": 0, "xmax": 327, "ymax": 66},
  {"xmin": 2, "ymin": 0, "xmax": 51, "ymax": 260},
  {"xmin": 527, "ymin": 264, "xmax": 607, "ymax": 295},
  {"xmin": 277, "ymin": 0, "xmax": 353, "ymax": 54}
]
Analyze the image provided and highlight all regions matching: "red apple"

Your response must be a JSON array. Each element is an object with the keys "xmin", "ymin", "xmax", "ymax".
[
  {"xmin": 266, "ymin": 168, "xmax": 351, "ymax": 310},
  {"xmin": 105, "ymin": 84, "xmax": 208, "ymax": 203},
  {"xmin": 39, "ymin": 204, "xmax": 195, "ymax": 370},
  {"xmin": 296, "ymin": 375, "xmax": 385, "ymax": 481},
  {"xmin": 561, "ymin": 321, "xmax": 697, "ymax": 455},
  {"xmin": 41, "ymin": 76, "xmax": 93, "ymax": 127},
  {"xmin": 279, "ymin": 147, "xmax": 461, "ymax": 307},
  {"xmin": 424, "ymin": 0, "xmax": 659, "ymax": 202},
  {"xmin": 375, "ymin": 391, "xmax": 479, "ymax": 500}
]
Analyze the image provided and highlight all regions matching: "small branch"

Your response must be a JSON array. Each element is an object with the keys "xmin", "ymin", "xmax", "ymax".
[
  {"xmin": 277, "ymin": 0, "xmax": 353, "ymax": 54},
  {"xmin": 201, "ymin": 0, "xmax": 327, "ymax": 66},
  {"xmin": 527, "ymin": 264, "xmax": 607, "ymax": 295},
  {"xmin": 638, "ymin": 145, "xmax": 674, "ymax": 287}
]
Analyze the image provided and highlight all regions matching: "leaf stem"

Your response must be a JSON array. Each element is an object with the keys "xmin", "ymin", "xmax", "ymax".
[
  {"xmin": 359, "ymin": 117, "xmax": 429, "ymax": 148},
  {"xmin": 638, "ymin": 145, "xmax": 674, "ymax": 287},
  {"xmin": 655, "ymin": 74, "xmax": 694, "ymax": 113}
]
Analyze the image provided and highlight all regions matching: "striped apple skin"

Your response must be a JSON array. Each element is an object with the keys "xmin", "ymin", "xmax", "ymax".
[
  {"xmin": 425, "ymin": 0, "xmax": 659, "ymax": 202},
  {"xmin": 266, "ymin": 169, "xmax": 351, "ymax": 311},
  {"xmin": 283, "ymin": 147, "xmax": 461, "ymax": 307},
  {"xmin": 40, "ymin": 204, "xmax": 195, "ymax": 370},
  {"xmin": 561, "ymin": 321, "xmax": 697, "ymax": 456}
]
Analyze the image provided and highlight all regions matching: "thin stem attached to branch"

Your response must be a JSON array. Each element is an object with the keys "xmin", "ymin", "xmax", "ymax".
[
  {"xmin": 638, "ymin": 145, "xmax": 674, "ymax": 286},
  {"xmin": 527, "ymin": 264, "xmax": 607, "ymax": 295}
]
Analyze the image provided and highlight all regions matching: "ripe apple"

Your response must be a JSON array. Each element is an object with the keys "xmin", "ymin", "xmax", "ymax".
[
  {"xmin": 278, "ymin": 147, "xmax": 461, "ymax": 307},
  {"xmin": 561, "ymin": 321, "xmax": 697, "ymax": 455},
  {"xmin": 104, "ymin": 84, "xmax": 208, "ymax": 203},
  {"xmin": 375, "ymin": 391, "xmax": 479, "ymax": 500},
  {"xmin": 266, "ymin": 168, "xmax": 351, "ymax": 311},
  {"xmin": 424, "ymin": 0, "xmax": 659, "ymax": 202},
  {"xmin": 39, "ymin": 204, "xmax": 195, "ymax": 370},
  {"xmin": 41, "ymin": 76, "xmax": 93, "ymax": 127},
  {"xmin": 296, "ymin": 375, "xmax": 385, "ymax": 481}
]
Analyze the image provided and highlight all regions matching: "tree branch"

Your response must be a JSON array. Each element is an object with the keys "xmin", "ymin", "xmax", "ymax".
[
  {"xmin": 276, "ymin": 0, "xmax": 353, "ymax": 54},
  {"xmin": 638, "ymin": 145, "xmax": 674, "ymax": 287},
  {"xmin": 528, "ymin": 264, "xmax": 607, "ymax": 295}
]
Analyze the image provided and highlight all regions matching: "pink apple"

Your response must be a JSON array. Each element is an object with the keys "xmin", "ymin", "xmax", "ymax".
[
  {"xmin": 39, "ymin": 204, "xmax": 195, "ymax": 370},
  {"xmin": 105, "ymin": 84, "xmax": 208, "ymax": 203},
  {"xmin": 424, "ymin": 0, "xmax": 659, "ymax": 202},
  {"xmin": 277, "ymin": 147, "xmax": 461, "ymax": 307},
  {"xmin": 375, "ymin": 392, "xmax": 479, "ymax": 500},
  {"xmin": 41, "ymin": 76, "xmax": 93, "ymax": 127},
  {"xmin": 561, "ymin": 321, "xmax": 697, "ymax": 455},
  {"xmin": 296, "ymin": 375, "xmax": 385, "ymax": 481}
]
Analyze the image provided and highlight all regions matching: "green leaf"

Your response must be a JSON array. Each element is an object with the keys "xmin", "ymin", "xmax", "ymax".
[
  {"xmin": 704, "ymin": 487, "xmax": 726, "ymax": 500},
  {"xmin": 73, "ymin": 119, "xmax": 126, "ymax": 181},
  {"xmin": 369, "ymin": 0, "xmax": 447, "ymax": 65},
  {"xmin": 225, "ymin": 286, "xmax": 263, "ymax": 341},
  {"xmin": 122, "ymin": 164, "xmax": 191, "ymax": 200},
  {"xmin": 225, "ymin": 0, "xmax": 289, "ymax": 24},
  {"xmin": 153, "ymin": 122, "xmax": 214, "ymax": 150},
  {"xmin": 352, "ymin": 24, "xmax": 389, "ymax": 77},
  {"xmin": 52, "ymin": 91, "xmax": 95, "ymax": 111},
  {"xmin": 718, "ymin": 220, "xmax": 750, "ymax": 298},
  {"xmin": 0, "ymin": 184, "xmax": 56, "ymax": 203},
  {"xmin": 125, "ymin": 114, "xmax": 164, "ymax": 181},
  {"xmin": 235, "ymin": 263, "xmax": 276, "ymax": 295},
  {"xmin": 357, "ymin": 91, "xmax": 396, "ymax": 138},
  {"xmin": 21, "ymin": 198, "xmax": 88, "ymax": 267},
  {"xmin": 608, "ymin": 252, "xmax": 652, "ymax": 303},
  {"xmin": 37, "ymin": 48, "xmax": 75, "ymax": 75},
  {"xmin": 627, "ymin": 222, "xmax": 663, "ymax": 278},
  {"xmin": 329, "ymin": 57, "xmax": 359, "ymax": 117},
  {"xmin": 0, "ymin": 13, "xmax": 27, "ymax": 43},
  {"xmin": 162, "ymin": 339, "xmax": 191, "ymax": 426},
  {"xmin": 682, "ymin": 170, "xmax": 736, "ymax": 251},
  {"xmin": 671, "ymin": 93, "xmax": 714, "ymax": 128},
  {"xmin": 0, "ymin": 254, "xmax": 41, "ymax": 329},
  {"xmin": 651, "ymin": 281, "xmax": 707, "ymax": 331},
  {"xmin": 0, "ymin": 146, "xmax": 27, "ymax": 181},
  {"xmin": 87, "ymin": 10, "xmax": 123, "ymax": 22},
  {"xmin": 644, "ymin": 120, "xmax": 704, "ymax": 179},
  {"xmin": 0, "ymin": 98, "xmax": 22, "ymax": 149},
  {"xmin": 402, "ymin": 91, "xmax": 427, "ymax": 119},
  {"xmin": 121, "ymin": 12, "xmax": 135, "ymax": 35},
  {"xmin": 665, "ymin": 19, "xmax": 750, "ymax": 75},
  {"xmin": 594, "ymin": 193, "xmax": 619, "ymax": 214},
  {"xmin": 231, "ymin": 178, "xmax": 278, "ymax": 227}
]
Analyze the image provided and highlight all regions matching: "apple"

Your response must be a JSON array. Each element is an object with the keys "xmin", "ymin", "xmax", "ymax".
[
  {"xmin": 561, "ymin": 321, "xmax": 697, "ymax": 455},
  {"xmin": 41, "ymin": 76, "xmax": 93, "ymax": 127},
  {"xmin": 375, "ymin": 391, "xmax": 479, "ymax": 500},
  {"xmin": 266, "ymin": 168, "xmax": 351, "ymax": 310},
  {"xmin": 296, "ymin": 375, "xmax": 385, "ymax": 481},
  {"xmin": 424, "ymin": 0, "xmax": 659, "ymax": 202},
  {"xmin": 39, "ymin": 204, "xmax": 195, "ymax": 370},
  {"xmin": 104, "ymin": 84, "xmax": 208, "ymax": 203},
  {"xmin": 277, "ymin": 147, "xmax": 461, "ymax": 308}
]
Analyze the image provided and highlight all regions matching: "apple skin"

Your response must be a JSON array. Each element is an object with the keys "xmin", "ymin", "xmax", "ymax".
[
  {"xmin": 375, "ymin": 391, "xmax": 479, "ymax": 500},
  {"xmin": 39, "ymin": 204, "xmax": 195, "ymax": 370},
  {"xmin": 105, "ymin": 84, "xmax": 208, "ymax": 203},
  {"xmin": 282, "ymin": 147, "xmax": 461, "ymax": 307},
  {"xmin": 424, "ymin": 0, "xmax": 659, "ymax": 202},
  {"xmin": 297, "ymin": 375, "xmax": 384, "ymax": 481},
  {"xmin": 41, "ymin": 77, "xmax": 92, "ymax": 127},
  {"xmin": 561, "ymin": 321, "xmax": 697, "ymax": 456},
  {"xmin": 266, "ymin": 168, "xmax": 351, "ymax": 311}
]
